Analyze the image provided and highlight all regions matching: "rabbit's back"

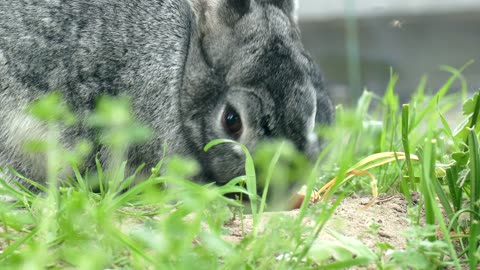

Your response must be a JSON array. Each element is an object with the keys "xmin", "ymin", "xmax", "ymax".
[
  {"xmin": 0, "ymin": 0, "xmax": 193, "ymax": 183},
  {"xmin": 0, "ymin": 0, "xmax": 191, "ymax": 106}
]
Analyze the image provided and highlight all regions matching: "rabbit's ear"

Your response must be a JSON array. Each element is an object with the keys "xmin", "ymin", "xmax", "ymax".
[{"xmin": 189, "ymin": 0, "xmax": 251, "ymax": 33}]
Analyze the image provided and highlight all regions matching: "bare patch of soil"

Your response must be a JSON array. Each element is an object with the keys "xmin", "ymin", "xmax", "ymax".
[{"xmin": 223, "ymin": 195, "xmax": 411, "ymax": 249}]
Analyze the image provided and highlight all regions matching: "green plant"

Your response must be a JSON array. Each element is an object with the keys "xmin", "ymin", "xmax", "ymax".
[{"xmin": 0, "ymin": 65, "xmax": 479, "ymax": 269}]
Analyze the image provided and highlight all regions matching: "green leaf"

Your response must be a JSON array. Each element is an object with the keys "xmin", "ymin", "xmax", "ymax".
[
  {"xmin": 452, "ymin": 151, "xmax": 469, "ymax": 167},
  {"xmin": 462, "ymin": 91, "xmax": 479, "ymax": 116},
  {"xmin": 28, "ymin": 91, "xmax": 76, "ymax": 125}
]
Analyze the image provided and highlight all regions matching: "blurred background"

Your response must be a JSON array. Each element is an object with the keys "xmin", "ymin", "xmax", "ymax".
[{"xmin": 297, "ymin": 0, "xmax": 480, "ymax": 104}]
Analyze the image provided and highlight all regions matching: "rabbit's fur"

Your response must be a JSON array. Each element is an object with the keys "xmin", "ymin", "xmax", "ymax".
[{"xmin": 0, "ymin": 0, "xmax": 334, "ymax": 187}]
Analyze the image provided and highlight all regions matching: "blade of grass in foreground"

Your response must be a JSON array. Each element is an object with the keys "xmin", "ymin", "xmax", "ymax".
[
  {"xmin": 0, "ymin": 227, "xmax": 38, "ymax": 261},
  {"xmin": 445, "ymin": 165, "xmax": 463, "ymax": 214},
  {"xmin": 110, "ymin": 226, "xmax": 159, "ymax": 267},
  {"xmin": 420, "ymin": 136, "xmax": 436, "ymax": 235},
  {"xmin": 296, "ymin": 192, "xmax": 347, "ymax": 267},
  {"xmin": 467, "ymin": 129, "xmax": 480, "ymax": 269},
  {"xmin": 204, "ymin": 139, "xmax": 260, "ymax": 235},
  {"xmin": 297, "ymin": 141, "xmax": 335, "ymax": 220},
  {"xmin": 258, "ymin": 142, "xmax": 285, "ymax": 216},
  {"xmin": 421, "ymin": 136, "xmax": 461, "ymax": 269},
  {"xmin": 401, "ymin": 104, "xmax": 415, "ymax": 203}
]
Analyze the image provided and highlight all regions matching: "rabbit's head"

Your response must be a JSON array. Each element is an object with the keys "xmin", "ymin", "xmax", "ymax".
[{"xmin": 181, "ymin": 0, "xmax": 334, "ymax": 184}]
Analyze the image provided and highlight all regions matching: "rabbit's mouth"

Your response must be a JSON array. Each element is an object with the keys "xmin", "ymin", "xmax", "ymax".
[
  {"xmin": 221, "ymin": 176, "xmax": 302, "ymax": 211},
  {"xmin": 192, "ymin": 154, "xmax": 246, "ymax": 186},
  {"xmin": 211, "ymin": 164, "xmax": 246, "ymax": 186}
]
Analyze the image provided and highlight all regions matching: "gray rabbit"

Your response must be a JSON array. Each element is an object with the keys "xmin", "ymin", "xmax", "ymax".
[{"xmin": 0, "ymin": 0, "xmax": 334, "ymax": 189}]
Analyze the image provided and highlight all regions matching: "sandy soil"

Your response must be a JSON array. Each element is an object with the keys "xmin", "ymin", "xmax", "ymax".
[
  {"xmin": 222, "ymin": 195, "xmax": 413, "ymax": 250},
  {"xmin": 0, "ymin": 194, "xmax": 415, "ymax": 268}
]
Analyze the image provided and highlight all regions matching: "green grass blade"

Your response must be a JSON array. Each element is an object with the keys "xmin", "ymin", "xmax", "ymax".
[
  {"xmin": 402, "ymin": 104, "xmax": 415, "ymax": 202},
  {"xmin": 8, "ymin": 167, "xmax": 47, "ymax": 194},
  {"xmin": 258, "ymin": 142, "xmax": 284, "ymax": 216},
  {"xmin": 469, "ymin": 92, "xmax": 480, "ymax": 130},
  {"xmin": 412, "ymin": 61, "xmax": 474, "ymax": 131},
  {"xmin": 95, "ymin": 156, "xmax": 105, "ymax": 195},
  {"xmin": 297, "ymin": 141, "xmax": 335, "ymax": 221},
  {"xmin": 446, "ymin": 165, "xmax": 463, "ymax": 212},
  {"xmin": 381, "ymin": 74, "xmax": 399, "ymax": 152},
  {"xmin": 296, "ymin": 192, "xmax": 347, "ymax": 266},
  {"xmin": 119, "ymin": 163, "xmax": 145, "ymax": 191},
  {"xmin": 71, "ymin": 165, "xmax": 88, "ymax": 192},
  {"xmin": 0, "ymin": 227, "xmax": 38, "ymax": 261},
  {"xmin": 467, "ymin": 129, "xmax": 480, "ymax": 269},
  {"xmin": 110, "ymin": 227, "xmax": 159, "ymax": 267},
  {"xmin": 433, "ymin": 175, "xmax": 455, "ymax": 222},
  {"xmin": 204, "ymin": 139, "xmax": 260, "ymax": 234},
  {"xmin": 0, "ymin": 176, "xmax": 32, "ymax": 202},
  {"xmin": 420, "ymin": 137, "xmax": 461, "ymax": 269},
  {"xmin": 420, "ymin": 137, "xmax": 437, "ymax": 234},
  {"xmin": 437, "ymin": 99, "xmax": 455, "ymax": 142}
]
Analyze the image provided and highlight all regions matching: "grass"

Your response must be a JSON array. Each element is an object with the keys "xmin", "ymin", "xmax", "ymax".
[{"xmin": 0, "ymin": 66, "xmax": 480, "ymax": 269}]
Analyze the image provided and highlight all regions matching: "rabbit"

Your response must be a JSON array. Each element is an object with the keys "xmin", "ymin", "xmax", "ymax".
[{"xmin": 0, "ymin": 0, "xmax": 334, "ymax": 189}]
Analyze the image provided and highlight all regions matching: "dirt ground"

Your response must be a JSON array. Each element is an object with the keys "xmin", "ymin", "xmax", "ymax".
[
  {"xmin": 222, "ymin": 195, "xmax": 413, "ymax": 250},
  {"xmin": 0, "ymin": 194, "xmax": 415, "ymax": 267}
]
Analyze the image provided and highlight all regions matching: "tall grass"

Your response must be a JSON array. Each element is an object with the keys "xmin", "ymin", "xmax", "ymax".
[{"xmin": 0, "ymin": 68, "xmax": 479, "ymax": 269}]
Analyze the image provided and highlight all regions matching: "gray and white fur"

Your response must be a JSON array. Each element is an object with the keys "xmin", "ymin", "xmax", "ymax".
[{"xmin": 0, "ymin": 0, "xmax": 334, "ymax": 188}]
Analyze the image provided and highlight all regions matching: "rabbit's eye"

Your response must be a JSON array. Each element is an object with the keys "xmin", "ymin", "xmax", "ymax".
[{"xmin": 222, "ymin": 106, "xmax": 243, "ymax": 139}]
